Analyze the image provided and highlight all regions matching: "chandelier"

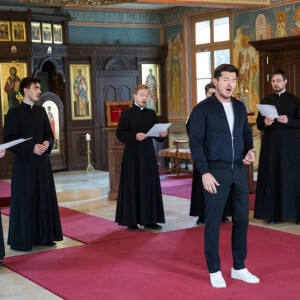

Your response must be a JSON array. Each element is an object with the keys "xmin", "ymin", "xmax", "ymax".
[{"xmin": 16, "ymin": 0, "xmax": 135, "ymax": 7}]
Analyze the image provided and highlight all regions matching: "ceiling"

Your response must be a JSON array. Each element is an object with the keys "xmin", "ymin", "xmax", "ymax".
[{"xmin": 0, "ymin": 0, "xmax": 219, "ymax": 11}]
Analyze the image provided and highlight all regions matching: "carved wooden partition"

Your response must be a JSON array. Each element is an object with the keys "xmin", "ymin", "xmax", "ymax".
[
  {"xmin": 106, "ymin": 127, "xmax": 124, "ymax": 201},
  {"xmin": 67, "ymin": 45, "xmax": 167, "ymax": 172},
  {"xmin": 96, "ymin": 70, "xmax": 137, "ymax": 171},
  {"xmin": 0, "ymin": 6, "xmax": 168, "ymax": 178}
]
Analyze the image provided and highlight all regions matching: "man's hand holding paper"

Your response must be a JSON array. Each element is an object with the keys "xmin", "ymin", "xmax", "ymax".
[
  {"xmin": 256, "ymin": 104, "xmax": 279, "ymax": 119},
  {"xmin": 146, "ymin": 123, "xmax": 171, "ymax": 137}
]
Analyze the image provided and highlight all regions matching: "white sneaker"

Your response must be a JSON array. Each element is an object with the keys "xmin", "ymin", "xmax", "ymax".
[
  {"xmin": 210, "ymin": 271, "xmax": 227, "ymax": 288},
  {"xmin": 231, "ymin": 268, "xmax": 260, "ymax": 283}
]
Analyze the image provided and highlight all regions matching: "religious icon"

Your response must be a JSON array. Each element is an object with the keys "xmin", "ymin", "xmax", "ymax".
[
  {"xmin": 141, "ymin": 64, "xmax": 161, "ymax": 116},
  {"xmin": 274, "ymin": 11, "xmax": 288, "ymax": 38},
  {"xmin": 31, "ymin": 22, "xmax": 41, "ymax": 43},
  {"xmin": 0, "ymin": 62, "xmax": 27, "ymax": 126},
  {"xmin": 70, "ymin": 64, "xmax": 92, "ymax": 120},
  {"xmin": 42, "ymin": 100, "xmax": 60, "ymax": 153},
  {"xmin": 291, "ymin": 7, "xmax": 300, "ymax": 36},
  {"xmin": 238, "ymin": 35, "xmax": 251, "ymax": 110},
  {"xmin": 12, "ymin": 22, "xmax": 26, "ymax": 42},
  {"xmin": 0, "ymin": 21, "xmax": 11, "ymax": 41},
  {"xmin": 168, "ymin": 33, "xmax": 182, "ymax": 114},
  {"xmin": 53, "ymin": 24, "xmax": 63, "ymax": 44},
  {"xmin": 42, "ymin": 23, "xmax": 52, "ymax": 43}
]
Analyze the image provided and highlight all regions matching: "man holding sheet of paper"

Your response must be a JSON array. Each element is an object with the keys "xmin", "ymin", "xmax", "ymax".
[
  {"xmin": 115, "ymin": 84, "xmax": 168, "ymax": 232},
  {"xmin": 255, "ymin": 69, "xmax": 300, "ymax": 225}
]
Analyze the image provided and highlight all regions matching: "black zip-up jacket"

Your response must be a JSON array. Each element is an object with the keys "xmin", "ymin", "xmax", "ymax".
[{"xmin": 189, "ymin": 94, "xmax": 253, "ymax": 175}]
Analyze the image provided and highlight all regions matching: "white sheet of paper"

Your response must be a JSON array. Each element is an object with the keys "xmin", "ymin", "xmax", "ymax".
[
  {"xmin": 0, "ymin": 137, "xmax": 32, "ymax": 150},
  {"xmin": 146, "ymin": 123, "xmax": 171, "ymax": 137},
  {"xmin": 256, "ymin": 104, "xmax": 279, "ymax": 118}
]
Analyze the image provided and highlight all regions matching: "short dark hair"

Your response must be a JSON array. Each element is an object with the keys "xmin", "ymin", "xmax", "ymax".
[
  {"xmin": 19, "ymin": 77, "xmax": 41, "ymax": 96},
  {"xmin": 271, "ymin": 69, "xmax": 287, "ymax": 81},
  {"xmin": 205, "ymin": 82, "xmax": 216, "ymax": 94},
  {"xmin": 213, "ymin": 64, "xmax": 239, "ymax": 80}
]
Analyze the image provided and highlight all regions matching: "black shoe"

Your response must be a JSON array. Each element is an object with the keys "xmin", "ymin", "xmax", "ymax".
[
  {"xmin": 43, "ymin": 242, "xmax": 56, "ymax": 246},
  {"xmin": 196, "ymin": 217, "xmax": 204, "ymax": 225},
  {"xmin": 127, "ymin": 226, "xmax": 140, "ymax": 232},
  {"xmin": 0, "ymin": 261, "xmax": 4, "ymax": 266},
  {"xmin": 268, "ymin": 220, "xmax": 276, "ymax": 225},
  {"xmin": 222, "ymin": 217, "xmax": 230, "ymax": 223},
  {"xmin": 296, "ymin": 220, "xmax": 300, "ymax": 225},
  {"xmin": 145, "ymin": 224, "xmax": 162, "ymax": 230}
]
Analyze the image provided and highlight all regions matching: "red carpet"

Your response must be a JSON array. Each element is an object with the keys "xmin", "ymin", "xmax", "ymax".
[
  {"xmin": 1, "ymin": 206, "xmax": 153, "ymax": 244},
  {"xmin": 161, "ymin": 174, "xmax": 256, "ymax": 211},
  {"xmin": 59, "ymin": 207, "xmax": 153, "ymax": 244},
  {"xmin": 4, "ymin": 224, "xmax": 300, "ymax": 299},
  {"xmin": 160, "ymin": 173, "xmax": 192, "ymax": 199},
  {"xmin": 0, "ymin": 181, "xmax": 11, "ymax": 207}
]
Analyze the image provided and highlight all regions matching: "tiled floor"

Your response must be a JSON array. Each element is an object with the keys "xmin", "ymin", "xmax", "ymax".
[{"xmin": 0, "ymin": 170, "xmax": 299, "ymax": 299}]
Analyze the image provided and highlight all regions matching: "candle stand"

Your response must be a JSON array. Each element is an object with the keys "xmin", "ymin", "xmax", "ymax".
[{"xmin": 86, "ymin": 139, "xmax": 95, "ymax": 173}]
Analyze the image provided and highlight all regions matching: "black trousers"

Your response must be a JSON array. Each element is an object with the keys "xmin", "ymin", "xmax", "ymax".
[
  {"xmin": 0, "ymin": 211, "xmax": 5, "ymax": 260},
  {"xmin": 204, "ymin": 167, "xmax": 249, "ymax": 273}
]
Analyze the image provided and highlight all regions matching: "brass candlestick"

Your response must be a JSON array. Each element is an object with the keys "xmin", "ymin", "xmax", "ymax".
[{"xmin": 86, "ymin": 136, "xmax": 94, "ymax": 173}]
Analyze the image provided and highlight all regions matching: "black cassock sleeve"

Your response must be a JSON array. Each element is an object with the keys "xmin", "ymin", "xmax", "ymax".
[
  {"xmin": 3, "ymin": 109, "xmax": 35, "ymax": 160},
  {"xmin": 116, "ymin": 110, "xmax": 138, "ymax": 146}
]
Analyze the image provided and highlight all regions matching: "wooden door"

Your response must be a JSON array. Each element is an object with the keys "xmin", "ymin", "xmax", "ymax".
[
  {"xmin": 251, "ymin": 36, "xmax": 300, "ymax": 141},
  {"xmin": 96, "ymin": 70, "xmax": 137, "ymax": 171}
]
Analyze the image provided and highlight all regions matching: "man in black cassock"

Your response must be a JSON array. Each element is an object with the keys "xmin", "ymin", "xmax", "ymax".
[
  {"xmin": 254, "ymin": 69, "xmax": 300, "ymax": 225},
  {"xmin": 3, "ymin": 77, "xmax": 63, "ymax": 251},
  {"xmin": 115, "ymin": 84, "xmax": 168, "ymax": 232},
  {"xmin": 0, "ymin": 149, "xmax": 6, "ymax": 265}
]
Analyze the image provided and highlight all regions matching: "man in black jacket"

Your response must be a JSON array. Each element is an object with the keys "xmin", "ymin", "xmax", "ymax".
[{"xmin": 189, "ymin": 64, "xmax": 259, "ymax": 288}]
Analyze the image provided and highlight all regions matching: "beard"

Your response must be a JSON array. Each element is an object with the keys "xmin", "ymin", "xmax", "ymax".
[{"xmin": 273, "ymin": 86, "xmax": 284, "ymax": 93}]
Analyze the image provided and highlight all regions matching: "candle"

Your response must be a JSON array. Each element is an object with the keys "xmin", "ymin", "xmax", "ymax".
[{"xmin": 86, "ymin": 133, "xmax": 90, "ymax": 141}]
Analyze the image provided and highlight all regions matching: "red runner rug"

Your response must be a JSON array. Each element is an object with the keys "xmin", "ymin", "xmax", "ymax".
[
  {"xmin": 1, "ymin": 206, "xmax": 153, "ymax": 244},
  {"xmin": 160, "ymin": 174, "xmax": 193, "ymax": 199},
  {"xmin": 0, "ymin": 181, "xmax": 11, "ymax": 207},
  {"xmin": 4, "ymin": 224, "xmax": 300, "ymax": 299}
]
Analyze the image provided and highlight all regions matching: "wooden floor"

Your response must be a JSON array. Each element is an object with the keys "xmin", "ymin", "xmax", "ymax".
[{"xmin": 0, "ymin": 170, "xmax": 299, "ymax": 299}]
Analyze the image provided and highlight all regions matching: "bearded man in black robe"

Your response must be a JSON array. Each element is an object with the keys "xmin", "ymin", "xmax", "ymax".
[
  {"xmin": 254, "ymin": 69, "xmax": 300, "ymax": 224},
  {"xmin": 0, "ymin": 149, "xmax": 6, "ymax": 266},
  {"xmin": 3, "ymin": 77, "xmax": 63, "ymax": 251},
  {"xmin": 115, "ymin": 84, "xmax": 168, "ymax": 232}
]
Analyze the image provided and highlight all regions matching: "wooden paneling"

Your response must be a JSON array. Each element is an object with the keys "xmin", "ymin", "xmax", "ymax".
[{"xmin": 106, "ymin": 127, "xmax": 124, "ymax": 201}]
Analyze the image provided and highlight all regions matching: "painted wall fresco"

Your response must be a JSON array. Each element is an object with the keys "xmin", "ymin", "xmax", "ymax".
[
  {"xmin": 233, "ymin": 2, "xmax": 300, "ymax": 113},
  {"xmin": 166, "ymin": 32, "xmax": 186, "ymax": 121}
]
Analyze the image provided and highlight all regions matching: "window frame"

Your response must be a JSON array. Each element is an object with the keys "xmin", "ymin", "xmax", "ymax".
[{"xmin": 189, "ymin": 9, "xmax": 233, "ymax": 108}]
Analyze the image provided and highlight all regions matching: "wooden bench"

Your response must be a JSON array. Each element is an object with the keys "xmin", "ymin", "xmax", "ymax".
[{"xmin": 158, "ymin": 140, "xmax": 193, "ymax": 175}]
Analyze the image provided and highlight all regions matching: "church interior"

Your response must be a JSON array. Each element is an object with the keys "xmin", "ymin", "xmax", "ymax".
[{"xmin": 0, "ymin": 0, "xmax": 300, "ymax": 299}]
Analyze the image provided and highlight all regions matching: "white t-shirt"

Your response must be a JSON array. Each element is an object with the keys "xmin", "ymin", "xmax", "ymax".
[{"xmin": 222, "ymin": 102, "xmax": 234, "ymax": 134}]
